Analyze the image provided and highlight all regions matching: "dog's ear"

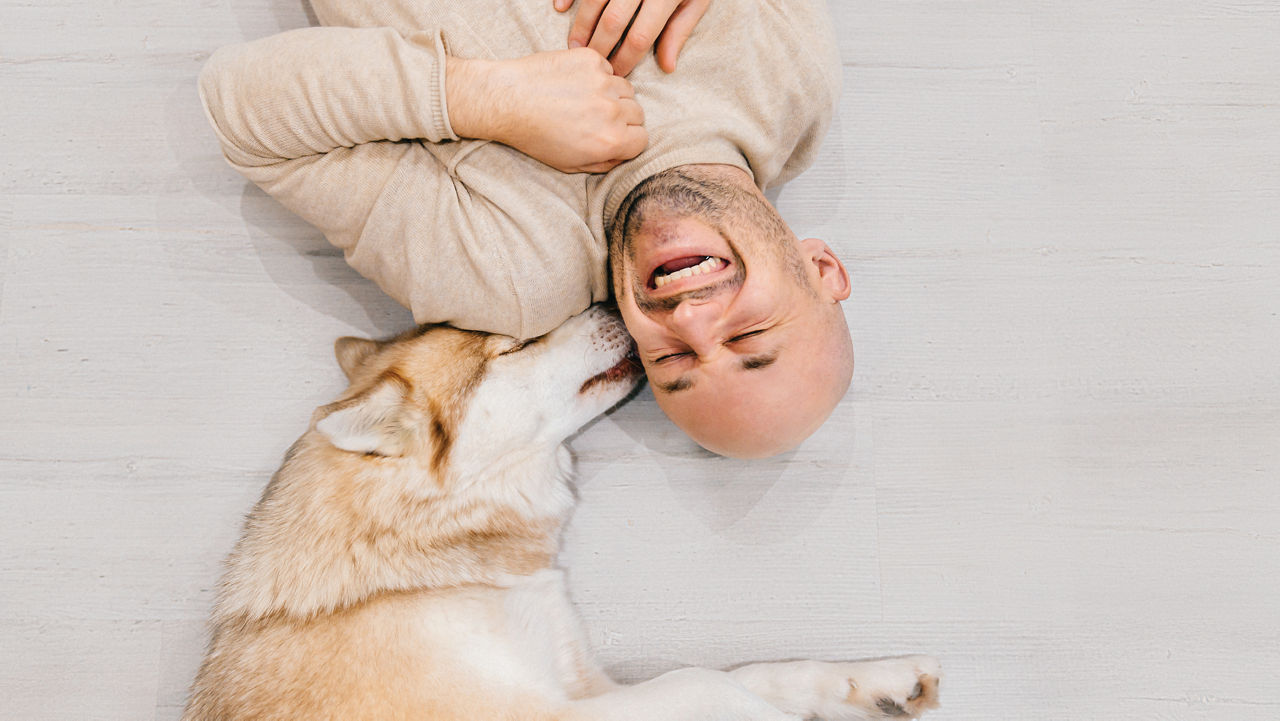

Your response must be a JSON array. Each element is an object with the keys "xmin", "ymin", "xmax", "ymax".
[
  {"xmin": 315, "ymin": 378, "xmax": 413, "ymax": 456},
  {"xmin": 334, "ymin": 337, "xmax": 381, "ymax": 381}
]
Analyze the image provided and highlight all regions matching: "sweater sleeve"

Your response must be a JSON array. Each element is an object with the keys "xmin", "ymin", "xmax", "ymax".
[
  {"xmin": 196, "ymin": 25, "xmax": 462, "ymax": 259},
  {"xmin": 197, "ymin": 27, "xmax": 532, "ymax": 334},
  {"xmin": 198, "ymin": 26, "xmax": 457, "ymax": 167}
]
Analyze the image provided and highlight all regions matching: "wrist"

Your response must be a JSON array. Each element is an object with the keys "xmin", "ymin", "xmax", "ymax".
[{"xmin": 445, "ymin": 56, "xmax": 503, "ymax": 141}]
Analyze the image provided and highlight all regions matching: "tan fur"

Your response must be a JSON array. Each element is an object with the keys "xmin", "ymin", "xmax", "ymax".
[
  {"xmin": 847, "ymin": 673, "xmax": 940, "ymax": 717},
  {"xmin": 185, "ymin": 324, "xmax": 589, "ymax": 721},
  {"xmin": 191, "ymin": 591, "xmax": 566, "ymax": 721},
  {"xmin": 334, "ymin": 336, "xmax": 381, "ymax": 381}
]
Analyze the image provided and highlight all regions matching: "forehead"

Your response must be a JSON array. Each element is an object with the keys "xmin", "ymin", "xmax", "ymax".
[{"xmin": 374, "ymin": 328, "xmax": 493, "ymax": 398}]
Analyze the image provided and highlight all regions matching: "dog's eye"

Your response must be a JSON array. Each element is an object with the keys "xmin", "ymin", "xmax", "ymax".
[{"xmin": 497, "ymin": 338, "xmax": 538, "ymax": 356}]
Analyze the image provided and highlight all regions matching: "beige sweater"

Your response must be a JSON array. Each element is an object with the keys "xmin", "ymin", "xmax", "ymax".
[{"xmin": 199, "ymin": 0, "xmax": 840, "ymax": 338}]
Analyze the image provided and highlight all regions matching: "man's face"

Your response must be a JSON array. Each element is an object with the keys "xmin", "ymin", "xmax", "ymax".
[{"xmin": 611, "ymin": 213, "xmax": 852, "ymax": 456}]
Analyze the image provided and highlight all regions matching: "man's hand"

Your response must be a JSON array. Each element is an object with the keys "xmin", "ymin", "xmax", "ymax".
[
  {"xmin": 446, "ymin": 50, "xmax": 647, "ymax": 174},
  {"xmin": 554, "ymin": 0, "xmax": 712, "ymax": 76}
]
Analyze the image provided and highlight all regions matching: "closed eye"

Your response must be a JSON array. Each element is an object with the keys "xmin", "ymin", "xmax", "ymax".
[
  {"xmin": 654, "ymin": 329, "xmax": 769, "ymax": 363},
  {"xmin": 728, "ymin": 329, "xmax": 768, "ymax": 343},
  {"xmin": 497, "ymin": 338, "xmax": 540, "ymax": 356},
  {"xmin": 653, "ymin": 350, "xmax": 692, "ymax": 363}
]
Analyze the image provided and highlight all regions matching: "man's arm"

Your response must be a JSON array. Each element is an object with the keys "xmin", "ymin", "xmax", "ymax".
[
  {"xmin": 200, "ymin": 27, "xmax": 645, "ymax": 174},
  {"xmin": 198, "ymin": 27, "xmax": 617, "ymax": 336}
]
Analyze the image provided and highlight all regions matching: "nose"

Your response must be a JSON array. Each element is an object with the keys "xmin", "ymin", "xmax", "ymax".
[{"xmin": 669, "ymin": 298, "xmax": 722, "ymax": 357}]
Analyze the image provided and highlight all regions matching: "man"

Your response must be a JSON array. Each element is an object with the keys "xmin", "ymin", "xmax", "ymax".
[{"xmin": 199, "ymin": 0, "xmax": 850, "ymax": 457}]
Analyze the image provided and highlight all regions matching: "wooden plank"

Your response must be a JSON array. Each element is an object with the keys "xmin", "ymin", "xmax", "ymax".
[
  {"xmin": 0, "ymin": 620, "xmax": 161, "ymax": 721},
  {"xmin": 1, "ymin": 0, "xmax": 1279, "ymax": 719}
]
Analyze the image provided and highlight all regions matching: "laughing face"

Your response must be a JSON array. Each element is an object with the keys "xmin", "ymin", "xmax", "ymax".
[{"xmin": 609, "ymin": 166, "xmax": 854, "ymax": 458}]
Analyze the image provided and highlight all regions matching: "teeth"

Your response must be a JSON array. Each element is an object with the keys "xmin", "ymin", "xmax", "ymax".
[{"xmin": 654, "ymin": 256, "xmax": 723, "ymax": 289}]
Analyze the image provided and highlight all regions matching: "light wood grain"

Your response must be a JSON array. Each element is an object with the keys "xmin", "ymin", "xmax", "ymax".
[{"xmin": 2, "ymin": 0, "xmax": 1278, "ymax": 719}]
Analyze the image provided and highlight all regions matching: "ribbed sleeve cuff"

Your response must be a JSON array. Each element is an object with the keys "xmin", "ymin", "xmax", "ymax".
[{"xmin": 427, "ymin": 32, "xmax": 460, "ymax": 143}]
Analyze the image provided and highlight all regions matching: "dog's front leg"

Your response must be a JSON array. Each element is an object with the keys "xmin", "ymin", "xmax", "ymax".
[
  {"xmin": 561, "ymin": 666, "xmax": 801, "ymax": 721},
  {"xmin": 728, "ymin": 655, "xmax": 941, "ymax": 720},
  {"xmin": 564, "ymin": 647, "xmax": 620, "ymax": 699}
]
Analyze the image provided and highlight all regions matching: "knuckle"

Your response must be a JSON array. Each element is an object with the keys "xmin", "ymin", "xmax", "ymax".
[
  {"xmin": 571, "ymin": 48, "xmax": 606, "ymax": 72},
  {"xmin": 624, "ymin": 30, "xmax": 652, "ymax": 49},
  {"xmin": 578, "ymin": 48, "xmax": 610, "ymax": 70},
  {"xmin": 599, "ymin": 130, "xmax": 623, "ymax": 150},
  {"xmin": 593, "ymin": 95, "xmax": 615, "ymax": 113},
  {"xmin": 600, "ymin": 9, "xmax": 630, "ymax": 31}
]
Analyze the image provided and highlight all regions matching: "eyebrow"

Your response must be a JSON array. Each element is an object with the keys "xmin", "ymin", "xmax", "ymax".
[
  {"xmin": 656, "ymin": 376, "xmax": 693, "ymax": 394},
  {"xmin": 654, "ymin": 350, "xmax": 781, "ymax": 395},
  {"xmin": 741, "ymin": 352, "xmax": 779, "ymax": 370}
]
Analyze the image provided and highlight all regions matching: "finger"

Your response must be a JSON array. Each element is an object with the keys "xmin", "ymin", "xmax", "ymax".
[
  {"xmin": 568, "ymin": 0, "xmax": 609, "ymax": 47},
  {"xmin": 608, "ymin": 0, "xmax": 673, "ymax": 76},
  {"xmin": 654, "ymin": 0, "xmax": 709, "ymax": 73},
  {"xmin": 607, "ymin": 74, "xmax": 636, "ymax": 100},
  {"xmin": 553, "ymin": 0, "xmax": 573, "ymax": 12},
  {"xmin": 616, "ymin": 124, "xmax": 649, "ymax": 160},
  {"xmin": 618, "ymin": 97, "xmax": 645, "ymax": 126},
  {"xmin": 585, "ymin": 0, "xmax": 642, "ymax": 61},
  {"xmin": 580, "ymin": 160, "xmax": 623, "ymax": 174}
]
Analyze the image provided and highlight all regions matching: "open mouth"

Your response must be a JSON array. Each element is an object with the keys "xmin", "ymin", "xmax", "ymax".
[
  {"xmin": 648, "ymin": 255, "xmax": 729, "ymax": 291},
  {"xmin": 579, "ymin": 344, "xmax": 643, "ymax": 394}
]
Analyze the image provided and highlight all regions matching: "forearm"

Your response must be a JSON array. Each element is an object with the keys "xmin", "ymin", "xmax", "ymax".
[
  {"xmin": 199, "ymin": 26, "xmax": 456, "ymax": 167},
  {"xmin": 201, "ymin": 28, "xmax": 646, "ymax": 182},
  {"xmin": 442, "ymin": 56, "xmax": 498, "ymax": 142},
  {"xmin": 442, "ymin": 56, "xmax": 553, "ymax": 148}
]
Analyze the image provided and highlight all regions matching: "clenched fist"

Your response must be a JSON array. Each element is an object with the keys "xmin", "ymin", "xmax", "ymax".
[{"xmin": 446, "ymin": 49, "xmax": 648, "ymax": 174}]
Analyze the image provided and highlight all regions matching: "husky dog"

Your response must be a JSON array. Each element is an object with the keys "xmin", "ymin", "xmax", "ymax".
[{"xmin": 184, "ymin": 307, "xmax": 940, "ymax": 720}]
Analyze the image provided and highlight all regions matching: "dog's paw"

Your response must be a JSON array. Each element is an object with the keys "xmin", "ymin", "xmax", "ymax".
[
  {"xmin": 842, "ymin": 655, "xmax": 940, "ymax": 719},
  {"xmin": 730, "ymin": 656, "xmax": 941, "ymax": 721}
]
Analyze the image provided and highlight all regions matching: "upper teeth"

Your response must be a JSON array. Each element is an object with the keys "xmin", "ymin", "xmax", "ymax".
[{"xmin": 654, "ymin": 257, "xmax": 723, "ymax": 288}]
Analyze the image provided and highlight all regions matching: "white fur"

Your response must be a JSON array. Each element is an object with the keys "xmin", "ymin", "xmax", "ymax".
[{"xmin": 315, "ymin": 381, "xmax": 410, "ymax": 455}]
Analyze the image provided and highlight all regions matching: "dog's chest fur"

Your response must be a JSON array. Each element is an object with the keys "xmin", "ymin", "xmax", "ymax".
[{"xmin": 184, "ymin": 311, "xmax": 643, "ymax": 721}]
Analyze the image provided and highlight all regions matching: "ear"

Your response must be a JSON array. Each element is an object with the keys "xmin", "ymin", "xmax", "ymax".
[
  {"xmin": 315, "ymin": 380, "xmax": 412, "ymax": 456},
  {"xmin": 334, "ymin": 337, "xmax": 380, "ymax": 381},
  {"xmin": 799, "ymin": 237, "xmax": 851, "ymax": 301}
]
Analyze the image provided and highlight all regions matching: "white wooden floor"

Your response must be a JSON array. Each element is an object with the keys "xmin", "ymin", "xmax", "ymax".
[{"xmin": 3, "ymin": 1, "xmax": 1278, "ymax": 719}]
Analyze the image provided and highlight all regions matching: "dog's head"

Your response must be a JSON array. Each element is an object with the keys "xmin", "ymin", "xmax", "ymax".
[{"xmin": 313, "ymin": 306, "xmax": 641, "ymax": 478}]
